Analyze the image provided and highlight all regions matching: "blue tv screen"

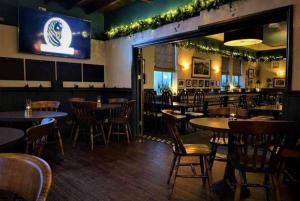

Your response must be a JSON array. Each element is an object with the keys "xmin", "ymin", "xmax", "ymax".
[{"xmin": 19, "ymin": 7, "xmax": 91, "ymax": 59}]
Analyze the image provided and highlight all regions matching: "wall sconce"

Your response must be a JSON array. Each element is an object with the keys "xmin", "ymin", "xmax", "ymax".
[
  {"xmin": 213, "ymin": 66, "xmax": 220, "ymax": 74},
  {"xmin": 276, "ymin": 70, "xmax": 285, "ymax": 78},
  {"xmin": 180, "ymin": 61, "xmax": 190, "ymax": 71}
]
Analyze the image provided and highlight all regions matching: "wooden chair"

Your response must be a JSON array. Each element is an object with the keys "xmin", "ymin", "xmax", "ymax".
[
  {"xmin": 107, "ymin": 100, "xmax": 135, "ymax": 144},
  {"xmin": 162, "ymin": 111, "xmax": 214, "ymax": 199},
  {"xmin": 144, "ymin": 91, "xmax": 161, "ymax": 131},
  {"xmin": 0, "ymin": 153, "xmax": 52, "ymax": 201},
  {"xmin": 31, "ymin": 101, "xmax": 60, "ymax": 111},
  {"xmin": 238, "ymin": 95, "xmax": 248, "ymax": 109},
  {"xmin": 31, "ymin": 100, "xmax": 64, "ymax": 156},
  {"xmin": 228, "ymin": 120, "xmax": 295, "ymax": 201},
  {"xmin": 72, "ymin": 101, "xmax": 106, "ymax": 151},
  {"xmin": 177, "ymin": 90, "xmax": 189, "ymax": 103},
  {"xmin": 26, "ymin": 118, "xmax": 55, "ymax": 157},
  {"xmin": 69, "ymin": 98, "xmax": 85, "ymax": 137},
  {"xmin": 207, "ymin": 107, "xmax": 231, "ymax": 168},
  {"xmin": 186, "ymin": 91, "xmax": 205, "ymax": 118},
  {"xmin": 220, "ymin": 95, "xmax": 229, "ymax": 107},
  {"xmin": 161, "ymin": 90, "xmax": 173, "ymax": 110}
]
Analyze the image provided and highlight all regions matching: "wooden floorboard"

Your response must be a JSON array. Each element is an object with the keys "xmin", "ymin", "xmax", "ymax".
[{"xmin": 44, "ymin": 138, "xmax": 298, "ymax": 201}]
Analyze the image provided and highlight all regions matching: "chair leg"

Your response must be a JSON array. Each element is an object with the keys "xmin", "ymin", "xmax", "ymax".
[
  {"xmin": 100, "ymin": 123, "xmax": 106, "ymax": 144},
  {"xmin": 107, "ymin": 123, "xmax": 113, "ymax": 144},
  {"xmin": 170, "ymin": 156, "xmax": 181, "ymax": 197},
  {"xmin": 200, "ymin": 156, "xmax": 206, "ymax": 184},
  {"xmin": 234, "ymin": 170, "xmax": 242, "ymax": 201},
  {"xmin": 127, "ymin": 123, "xmax": 133, "ymax": 139},
  {"xmin": 90, "ymin": 125, "xmax": 94, "ymax": 151},
  {"xmin": 125, "ymin": 123, "xmax": 130, "ymax": 144},
  {"xmin": 57, "ymin": 129, "xmax": 65, "ymax": 156},
  {"xmin": 270, "ymin": 174, "xmax": 281, "ymax": 201},
  {"xmin": 204, "ymin": 156, "xmax": 214, "ymax": 201},
  {"xmin": 167, "ymin": 155, "xmax": 177, "ymax": 184},
  {"xmin": 209, "ymin": 144, "xmax": 218, "ymax": 169},
  {"xmin": 72, "ymin": 126, "xmax": 80, "ymax": 147}
]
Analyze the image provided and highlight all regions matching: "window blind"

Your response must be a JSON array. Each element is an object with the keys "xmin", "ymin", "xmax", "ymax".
[{"xmin": 154, "ymin": 44, "xmax": 175, "ymax": 72}]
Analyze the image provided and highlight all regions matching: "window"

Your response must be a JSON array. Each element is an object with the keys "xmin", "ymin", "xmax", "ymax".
[
  {"xmin": 232, "ymin": 75, "xmax": 240, "ymax": 86},
  {"xmin": 154, "ymin": 71, "xmax": 172, "ymax": 94},
  {"xmin": 221, "ymin": 74, "xmax": 229, "ymax": 87}
]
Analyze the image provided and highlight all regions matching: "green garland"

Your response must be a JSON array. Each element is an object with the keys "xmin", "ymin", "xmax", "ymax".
[
  {"xmin": 106, "ymin": 0, "xmax": 236, "ymax": 39},
  {"xmin": 176, "ymin": 39, "xmax": 285, "ymax": 62}
]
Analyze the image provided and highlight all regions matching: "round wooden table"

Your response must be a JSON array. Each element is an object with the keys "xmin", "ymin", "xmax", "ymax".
[
  {"xmin": 0, "ymin": 127, "xmax": 24, "ymax": 148},
  {"xmin": 190, "ymin": 117, "xmax": 229, "ymax": 131},
  {"xmin": 0, "ymin": 111, "xmax": 68, "ymax": 122}
]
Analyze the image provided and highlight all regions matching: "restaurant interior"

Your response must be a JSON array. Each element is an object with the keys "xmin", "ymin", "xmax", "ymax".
[{"xmin": 0, "ymin": 0, "xmax": 300, "ymax": 201}]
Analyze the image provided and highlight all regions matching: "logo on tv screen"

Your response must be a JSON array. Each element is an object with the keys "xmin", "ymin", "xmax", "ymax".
[{"xmin": 41, "ymin": 17, "xmax": 74, "ymax": 55}]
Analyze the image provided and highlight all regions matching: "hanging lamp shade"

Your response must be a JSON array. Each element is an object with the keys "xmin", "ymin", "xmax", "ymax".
[{"xmin": 224, "ymin": 26, "xmax": 263, "ymax": 46}]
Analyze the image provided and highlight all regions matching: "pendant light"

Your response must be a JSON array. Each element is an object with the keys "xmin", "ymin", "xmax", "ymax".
[{"xmin": 224, "ymin": 26, "xmax": 263, "ymax": 46}]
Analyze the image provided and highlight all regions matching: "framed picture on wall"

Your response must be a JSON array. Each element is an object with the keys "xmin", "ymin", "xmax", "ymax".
[
  {"xmin": 271, "ymin": 61, "xmax": 279, "ymax": 69},
  {"xmin": 192, "ymin": 79, "xmax": 198, "ymax": 87},
  {"xmin": 192, "ymin": 57, "xmax": 211, "ymax": 78},
  {"xmin": 248, "ymin": 69, "xmax": 254, "ymax": 79},
  {"xmin": 199, "ymin": 80, "xmax": 204, "ymax": 87},
  {"xmin": 273, "ymin": 78, "xmax": 285, "ymax": 88},
  {"xmin": 178, "ymin": 79, "xmax": 185, "ymax": 88},
  {"xmin": 210, "ymin": 80, "xmax": 215, "ymax": 87},
  {"xmin": 186, "ymin": 79, "xmax": 192, "ymax": 87},
  {"xmin": 205, "ymin": 80, "xmax": 210, "ymax": 87},
  {"xmin": 215, "ymin": 80, "xmax": 220, "ymax": 87}
]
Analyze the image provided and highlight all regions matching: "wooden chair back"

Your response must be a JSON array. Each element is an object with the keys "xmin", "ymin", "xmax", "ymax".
[
  {"xmin": 193, "ymin": 91, "xmax": 205, "ymax": 112},
  {"xmin": 71, "ymin": 101, "xmax": 97, "ymax": 124},
  {"xmin": 31, "ymin": 101, "xmax": 60, "ymax": 111},
  {"xmin": 177, "ymin": 90, "xmax": 189, "ymax": 104},
  {"xmin": 238, "ymin": 95, "xmax": 248, "ymax": 109},
  {"xmin": 26, "ymin": 118, "xmax": 55, "ymax": 157},
  {"xmin": 161, "ymin": 90, "xmax": 173, "ymax": 109},
  {"xmin": 108, "ymin": 98, "xmax": 128, "ymax": 104},
  {"xmin": 220, "ymin": 95, "xmax": 229, "ymax": 107},
  {"xmin": 228, "ymin": 120, "xmax": 295, "ymax": 172},
  {"xmin": 0, "ymin": 153, "xmax": 52, "ymax": 201},
  {"xmin": 162, "ymin": 110, "xmax": 186, "ymax": 154},
  {"xmin": 144, "ymin": 90, "xmax": 156, "ymax": 115}
]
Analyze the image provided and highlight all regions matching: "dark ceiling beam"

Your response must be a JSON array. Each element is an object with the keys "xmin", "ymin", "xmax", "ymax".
[{"xmin": 82, "ymin": 0, "xmax": 126, "ymax": 14}]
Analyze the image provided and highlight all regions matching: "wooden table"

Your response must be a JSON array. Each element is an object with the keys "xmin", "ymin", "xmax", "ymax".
[
  {"xmin": 190, "ymin": 117, "xmax": 229, "ymax": 131},
  {"xmin": 96, "ymin": 104, "xmax": 121, "ymax": 111},
  {"xmin": 0, "ymin": 127, "xmax": 24, "ymax": 149},
  {"xmin": 250, "ymin": 104, "xmax": 282, "ymax": 119},
  {"xmin": 0, "ymin": 111, "xmax": 68, "ymax": 122}
]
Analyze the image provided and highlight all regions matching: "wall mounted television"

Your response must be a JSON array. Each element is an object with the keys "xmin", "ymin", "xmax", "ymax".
[{"xmin": 18, "ymin": 7, "xmax": 91, "ymax": 59}]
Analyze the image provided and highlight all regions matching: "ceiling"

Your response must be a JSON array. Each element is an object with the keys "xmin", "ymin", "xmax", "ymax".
[
  {"xmin": 41, "ymin": 0, "xmax": 152, "ymax": 14},
  {"xmin": 206, "ymin": 22, "xmax": 287, "ymax": 51}
]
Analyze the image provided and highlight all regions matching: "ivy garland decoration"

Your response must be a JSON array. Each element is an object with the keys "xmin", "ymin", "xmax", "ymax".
[
  {"xmin": 176, "ymin": 38, "xmax": 285, "ymax": 62},
  {"xmin": 106, "ymin": 0, "xmax": 236, "ymax": 39}
]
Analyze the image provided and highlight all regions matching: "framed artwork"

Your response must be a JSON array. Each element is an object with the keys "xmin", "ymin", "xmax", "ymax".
[
  {"xmin": 191, "ymin": 57, "xmax": 211, "ymax": 78},
  {"xmin": 271, "ymin": 61, "xmax": 279, "ymax": 68},
  {"xmin": 199, "ymin": 80, "xmax": 204, "ymax": 87},
  {"xmin": 186, "ymin": 79, "xmax": 192, "ymax": 87},
  {"xmin": 210, "ymin": 80, "xmax": 215, "ymax": 87},
  {"xmin": 178, "ymin": 79, "xmax": 185, "ymax": 88},
  {"xmin": 248, "ymin": 69, "xmax": 254, "ymax": 79},
  {"xmin": 273, "ymin": 78, "xmax": 285, "ymax": 88},
  {"xmin": 192, "ymin": 79, "xmax": 198, "ymax": 87},
  {"xmin": 215, "ymin": 80, "xmax": 220, "ymax": 87},
  {"xmin": 205, "ymin": 80, "xmax": 210, "ymax": 87}
]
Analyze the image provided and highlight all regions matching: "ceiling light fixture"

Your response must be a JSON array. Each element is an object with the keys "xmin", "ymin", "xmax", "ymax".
[{"xmin": 224, "ymin": 26, "xmax": 263, "ymax": 47}]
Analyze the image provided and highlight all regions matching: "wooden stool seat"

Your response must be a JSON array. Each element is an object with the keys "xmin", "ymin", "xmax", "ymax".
[{"xmin": 174, "ymin": 144, "xmax": 211, "ymax": 156}]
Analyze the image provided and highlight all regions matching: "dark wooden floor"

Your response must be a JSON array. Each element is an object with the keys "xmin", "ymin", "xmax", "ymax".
[{"xmin": 45, "ymin": 137, "xmax": 298, "ymax": 201}]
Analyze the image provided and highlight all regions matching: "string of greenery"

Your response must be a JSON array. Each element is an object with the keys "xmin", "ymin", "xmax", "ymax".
[
  {"xmin": 176, "ymin": 38, "xmax": 285, "ymax": 62},
  {"xmin": 106, "ymin": 0, "xmax": 236, "ymax": 39}
]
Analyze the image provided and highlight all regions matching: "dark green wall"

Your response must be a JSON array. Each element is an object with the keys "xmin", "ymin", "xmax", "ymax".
[
  {"xmin": 105, "ymin": 0, "xmax": 192, "ymax": 29},
  {"xmin": 0, "ymin": 0, "xmax": 104, "ymax": 39}
]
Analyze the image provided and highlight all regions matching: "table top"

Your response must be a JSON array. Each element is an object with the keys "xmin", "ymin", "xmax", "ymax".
[
  {"xmin": 0, "ymin": 127, "xmax": 24, "ymax": 148},
  {"xmin": 155, "ymin": 101, "xmax": 196, "ymax": 108},
  {"xmin": 96, "ymin": 104, "xmax": 121, "ymax": 111},
  {"xmin": 190, "ymin": 117, "xmax": 230, "ymax": 131},
  {"xmin": 251, "ymin": 104, "xmax": 282, "ymax": 112},
  {"xmin": 0, "ymin": 111, "xmax": 68, "ymax": 122}
]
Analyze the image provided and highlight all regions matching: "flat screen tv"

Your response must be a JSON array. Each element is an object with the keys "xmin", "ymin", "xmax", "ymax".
[{"xmin": 19, "ymin": 7, "xmax": 91, "ymax": 59}]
